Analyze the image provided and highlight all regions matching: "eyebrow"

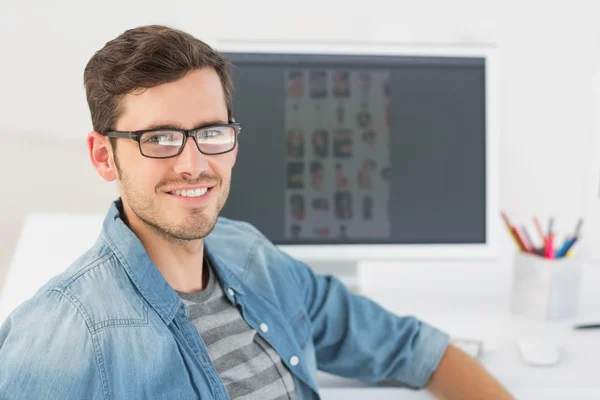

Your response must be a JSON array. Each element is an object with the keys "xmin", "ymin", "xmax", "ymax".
[{"xmin": 139, "ymin": 120, "xmax": 229, "ymax": 131}]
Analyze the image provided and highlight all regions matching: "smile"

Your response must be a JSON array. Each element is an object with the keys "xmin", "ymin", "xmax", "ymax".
[{"xmin": 168, "ymin": 188, "xmax": 210, "ymax": 198}]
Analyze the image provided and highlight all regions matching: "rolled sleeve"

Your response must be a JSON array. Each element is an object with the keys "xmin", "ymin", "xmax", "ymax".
[{"xmin": 393, "ymin": 321, "xmax": 450, "ymax": 388}]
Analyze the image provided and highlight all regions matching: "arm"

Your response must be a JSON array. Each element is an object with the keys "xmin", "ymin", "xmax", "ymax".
[
  {"xmin": 285, "ymin": 253, "xmax": 449, "ymax": 388},
  {"xmin": 0, "ymin": 288, "xmax": 105, "ymax": 400},
  {"xmin": 426, "ymin": 344, "xmax": 514, "ymax": 400},
  {"xmin": 285, "ymin": 253, "xmax": 513, "ymax": 397}
]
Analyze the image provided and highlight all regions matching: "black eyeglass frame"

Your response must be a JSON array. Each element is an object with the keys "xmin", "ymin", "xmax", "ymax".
[{"xmin": 103, "ymin": 122, "xmax": 241, "ymax": 159}]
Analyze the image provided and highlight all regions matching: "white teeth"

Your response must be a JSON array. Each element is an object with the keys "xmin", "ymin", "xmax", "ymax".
[{"xmin": 172, "ymin": 188, "xmax": 208, "ymax": 198}]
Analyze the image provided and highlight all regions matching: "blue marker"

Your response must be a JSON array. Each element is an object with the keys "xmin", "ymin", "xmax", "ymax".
[{"xmin": 556, "ymin": 237, "xmax": 577, "ymax": 258}]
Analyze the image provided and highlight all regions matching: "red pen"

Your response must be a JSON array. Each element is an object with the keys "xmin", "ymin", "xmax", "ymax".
[{"xmin": 544, "ymin": 234, "xmax": 554, "ymax": 259}]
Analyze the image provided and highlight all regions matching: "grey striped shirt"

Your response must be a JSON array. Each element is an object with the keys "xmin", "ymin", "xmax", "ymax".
[{"xmin": 178, "ymin": 262, "xmax": 297, "ymax": 400}]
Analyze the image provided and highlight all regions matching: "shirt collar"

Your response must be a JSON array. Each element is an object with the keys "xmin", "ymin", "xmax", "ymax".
[
  {"xmin": 99, "ymin": 199, "xmax": 246, "ymax": 325},
  {"xmin": 204, "ymin": 246, "xmax": 247, "ymax": 296}
]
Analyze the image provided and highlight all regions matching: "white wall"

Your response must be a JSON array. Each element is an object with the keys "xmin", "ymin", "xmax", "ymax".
[
  {"xmin": 1, "ymin": 0, "xmax": 600, "ymax": 296},
  {"xmin": 0, "ymin": 133, "xmax": 118, "ymax": 292}
]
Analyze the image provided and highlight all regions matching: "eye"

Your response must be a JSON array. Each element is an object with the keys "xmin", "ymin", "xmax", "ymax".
[
  {"xmin": 199, "ymin": 129, "xmax": 224, "ymax": 138},
  {"xmin": 142, "ymin": 131, "xmax": 183, "ymax": 146}
]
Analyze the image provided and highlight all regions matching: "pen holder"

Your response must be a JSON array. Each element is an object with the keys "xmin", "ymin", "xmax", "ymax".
[{"xmin": 509, "ymin": 252, "xmax": 582, "ymax": 321}]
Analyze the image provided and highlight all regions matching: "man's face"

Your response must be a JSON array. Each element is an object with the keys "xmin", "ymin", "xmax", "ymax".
[{"xmin": 111, "ymin": 68, "xmax": 236, "ymax": 241}]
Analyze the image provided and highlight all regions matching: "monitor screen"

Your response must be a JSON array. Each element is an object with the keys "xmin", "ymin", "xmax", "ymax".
[{"xmin": 220, "ymin": 52, "xmax": 487, "ymax": 246}]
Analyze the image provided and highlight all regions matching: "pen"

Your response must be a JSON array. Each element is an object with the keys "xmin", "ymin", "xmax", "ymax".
[
  {"xmin": 574, "ymin": 323, "xmax": 600, "ymax": 330},
  {"xmin": 574, "ymin": 218, "xmax": 584, "ymax": 237},
  {"xmin": 512, "ymin": 226, "xmax": 531, "ymax": 252},
  {"xmin": 544, "ymin": 234, "xmax": 554, "ymax": 259},
  {"xmin": 561, "ymin": 236, "xmax": 579, "ymax": 257},
  {"xmin": 544, "ymin": 217, "xmax": 555, "ymax": 258},
  {"xmin": 554, "ymin": 219, "xmax": 583, "ymax": 258},
  {"xmin": 533, "ymin": 217, "xmax": 546, "ymax": 242},
  {"xmin": 501, "ymin": 212, "xmax": 519, "ymax": 249},
  {"xmin": 555, "ymin": 236, "xmax": 573, "ymax": 258},
  {"xmin": 521, "ymin": 225, "xmax": 535, "ymax": 250},
  {"xmin": 501, "ymin": 211, "xmax": 527, "ymax": 251}
]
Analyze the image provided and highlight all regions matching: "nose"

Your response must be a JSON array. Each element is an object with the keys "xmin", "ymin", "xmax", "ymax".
[{"xmin": 173, "ymin": 137, "xmax": 209, "ymax": 178}]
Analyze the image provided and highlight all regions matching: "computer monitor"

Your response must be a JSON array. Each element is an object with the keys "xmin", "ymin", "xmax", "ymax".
[{"xmin": 216, "ymin": 40, "xmax": 499, "ymax": 262}]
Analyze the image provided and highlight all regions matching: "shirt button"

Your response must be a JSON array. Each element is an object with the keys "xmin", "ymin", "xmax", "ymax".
[
  {"xmin": 290, "ymin": 356, "xmax": 299, "ymax": 366},
  {"xmin": 260, "ymin": 323, "xmax": 269, "ymax": 333},
  {"xmin": 227, "ymin": 288, "xmax": 235, "ymax": 297}
]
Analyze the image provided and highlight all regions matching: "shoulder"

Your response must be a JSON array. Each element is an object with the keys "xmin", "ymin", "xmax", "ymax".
[
  {"xmin": 209, "ymin": 216, "xmax": 294, "ymax": 261},
  {"xmin": 207, "ymin": 216, "xmax": 280, "ymax": 275},
  {"xmin": 211, "ymin": 216, "xmax": 267, "ymax": 242},
  {"xmin": 2, "ymin": 238, "xmax": 146, "ymax": 336},
  {"xmin": 208, "ymin": 216, "xmax": 309, "ymax": 289},
  {"xmin": 0, "ymin": 258, "xmax": 106, "ymax": 398}
]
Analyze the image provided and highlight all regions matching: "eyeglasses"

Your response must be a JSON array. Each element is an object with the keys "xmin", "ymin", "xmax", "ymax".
[{"xmin": 103, "ymin": 123, "xmax": 241, "ymax": 159}]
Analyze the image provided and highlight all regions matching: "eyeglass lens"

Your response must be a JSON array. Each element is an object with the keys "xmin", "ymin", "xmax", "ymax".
[{"xmin": 139, "ymin": 126, "xmax": 236, "ymax": 158}]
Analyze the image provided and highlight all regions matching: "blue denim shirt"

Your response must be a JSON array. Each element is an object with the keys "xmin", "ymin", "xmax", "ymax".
[{"xmin": 0, "ymin": 200, "xmax": 449, "ymax": 399}]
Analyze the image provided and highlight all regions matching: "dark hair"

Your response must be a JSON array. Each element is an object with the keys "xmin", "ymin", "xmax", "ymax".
[{"xmin": 84, "ymin": 25, "xmax": 233, "ymax": 138}]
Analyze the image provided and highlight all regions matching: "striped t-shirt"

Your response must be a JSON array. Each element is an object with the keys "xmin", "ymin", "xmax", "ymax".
[{"xmin": 178, "ymin": 261, "xmax": 297, "ymax": 400}]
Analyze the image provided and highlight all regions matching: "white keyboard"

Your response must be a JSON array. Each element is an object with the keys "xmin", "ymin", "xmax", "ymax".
[{"xmin": 451, "ymin": 338, "xmax": 483, "ymax": 359}]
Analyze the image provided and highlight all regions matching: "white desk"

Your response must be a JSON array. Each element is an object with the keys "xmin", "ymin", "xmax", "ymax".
[
  {"xmin": 2, "ymin": 214, "xmax": 600, "ymax": 399},
  {"xmin": 316, "ymin": 292, "xmax": 600, "ymax": 399}
]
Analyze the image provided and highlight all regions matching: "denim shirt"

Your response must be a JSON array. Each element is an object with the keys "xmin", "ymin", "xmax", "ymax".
[{"xmin": 0, "ymin": 200, "xmax": 450, "ymax": 400}]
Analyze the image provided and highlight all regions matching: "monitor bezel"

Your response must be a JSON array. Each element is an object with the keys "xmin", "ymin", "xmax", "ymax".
[{"xmin": 215, "ymin": 39, "xmax": 500, "ymax": 261}]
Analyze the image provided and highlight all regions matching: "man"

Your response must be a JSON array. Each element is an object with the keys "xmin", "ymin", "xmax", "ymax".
[{"xmin": 0, "ymin": 25, "xmax": 513, "ymax": 399}]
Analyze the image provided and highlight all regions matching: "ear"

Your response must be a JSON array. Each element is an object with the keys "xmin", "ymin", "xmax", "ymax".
[{"xmin": 87, "ymin": 131, "xmax": 117, "ymax": 181}]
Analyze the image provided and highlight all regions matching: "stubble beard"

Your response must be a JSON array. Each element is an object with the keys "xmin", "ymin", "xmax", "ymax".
[{"xmin": 115, "ymin": 157, "xmax": 229, "ymax": 244}]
